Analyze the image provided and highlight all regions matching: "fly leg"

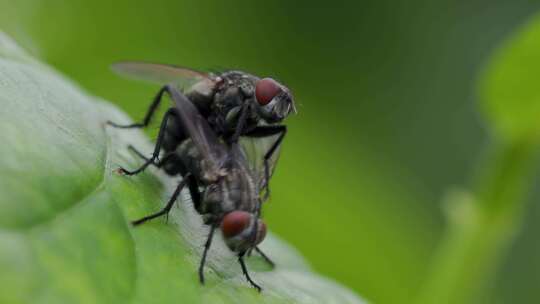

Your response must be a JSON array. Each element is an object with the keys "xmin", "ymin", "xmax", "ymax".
[
  {"xmin": 244, "ymin": 125, "xmax": 287, "ymax": 200},
  {"xmin": 128, "ymin": 145, "xmax": 151, "ymax": 162},
  {"xmin": 132, "ymin": 176, "xmax": 187, "ymax": 226},
  {"xmin": 231, "ymin": 103, "xmax": 251, "ymax": 142},
  {"xmin": 127, "ymin": 145, "xmax": 174, "ymax": 168},
  {"xmin": 128, "ymin": 145, "xmax": 202, "ymax": 219},
  {"xmin": 238, "ymin": 253, "xmax": 262, "ymax": 292},
  {"xmin": 199, "ymin": 225, "xmax": 216, "ymax": 285},
  {"xmin": 186, "ymin": 174, "xmax": 202, "ymax": 212},
  {"xmin": 107, "ymin": 85, "xmax": 171, "ymax": 128},
  {"xmin": 254, "ymin": 246, "xmax": 275, "ymax": 268},
  {"xmin": 117, "ymin": 108, "xmax": 177, "ymax": 175}
]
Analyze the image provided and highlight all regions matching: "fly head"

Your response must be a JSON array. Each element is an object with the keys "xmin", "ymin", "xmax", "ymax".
[
  {"xmin": 220, "ymin": 211, "xmax": 267, "ymax": 253},
  {"xmin": 213, "ymin": 71, "xmax": 296, "ymax": 132},
  {"xmin": 254, "ymin": 77, "xmax": 296, "ymax": 123}
]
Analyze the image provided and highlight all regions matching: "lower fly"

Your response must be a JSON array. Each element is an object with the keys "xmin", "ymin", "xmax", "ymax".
[{"xmin": 110, "ymin": 84, "xmax": 273, "ymax": 291}]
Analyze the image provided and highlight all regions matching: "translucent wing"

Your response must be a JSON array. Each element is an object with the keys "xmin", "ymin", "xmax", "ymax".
[
  {"xmin": 240, "ymin": 132, "xmax": 282, "ymax": 192},
  {"xmin": 111, "ymin": 61, "xmax": 212, "ymax": 89},
  {"xmin": 167, "ymin": 87, "xmax": 226, "ymax": 171}
]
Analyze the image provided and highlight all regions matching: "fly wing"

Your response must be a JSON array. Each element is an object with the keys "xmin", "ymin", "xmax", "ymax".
[
  {"xmin": 167, "ymin": 88, "xmax": 226, "ymax": 171},
  {"xmin": 111, "ymin": 61, "xmax": 214, "ymax": 89},
  {"xmin": 240, "ymin": 133, "xmax": 281, "ymax": 191}
]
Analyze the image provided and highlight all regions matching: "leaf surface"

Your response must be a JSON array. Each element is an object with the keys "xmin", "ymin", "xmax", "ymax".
[{"xmin": 0, "ymin": 32, "xmax": 365, "ymax": 304}]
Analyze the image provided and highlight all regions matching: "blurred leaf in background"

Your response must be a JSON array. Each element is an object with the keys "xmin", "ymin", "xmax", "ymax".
[
  {"xmin": 1, "ymin": 0, "xmax": 540, "ymax": 303},
  {"xmin": 478, "ymin": 13, "xmax": 540, "ymax": 304}
]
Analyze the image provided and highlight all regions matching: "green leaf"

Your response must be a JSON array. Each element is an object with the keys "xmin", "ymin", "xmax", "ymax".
[
  {"xmin": 479, "ymin": 13, "xmax": 540, "ymax": 140},
  {"xmin": 0, "ymin": 32, "xmax": 366, "ymax": 304}
]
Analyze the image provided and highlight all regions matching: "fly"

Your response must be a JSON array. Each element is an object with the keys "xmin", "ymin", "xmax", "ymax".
[
  {"xmin": 114, "ymin": 85, "xmax": 273, "ymax": 291},
  {"xmin": 107, "ymin": 62, "xmax": 296, "ymax": 199}
]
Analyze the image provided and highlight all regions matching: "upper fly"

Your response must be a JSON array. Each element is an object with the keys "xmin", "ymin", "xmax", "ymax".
[{"xmin": 108, "ymin": 62, "xmax": 295, "ymax": 199}]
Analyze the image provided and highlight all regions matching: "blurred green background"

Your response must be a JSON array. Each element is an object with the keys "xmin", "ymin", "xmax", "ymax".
[{"xmin": 1, "ymin": 0, "xmax": 539, "ymax": 303}]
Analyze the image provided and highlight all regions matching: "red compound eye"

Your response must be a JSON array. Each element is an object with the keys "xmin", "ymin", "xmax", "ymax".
[
  {"xmin": 221, "ymin": 211, "xmax": 251, "ymax": 238},
  {"xmin": 255, "ymin": 78, "xmax": 281, "ymax": 105}
]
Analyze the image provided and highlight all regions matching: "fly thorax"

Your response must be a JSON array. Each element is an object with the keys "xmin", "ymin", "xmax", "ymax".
[
  {"xmin": 214, "ymin": 86, "xmax": 242, "ymax": 114},
  {"xmin": 213, "ymin": 84, "xmax": 252, "ymax": 133},
  {"xmin": 238, "ymin": 81, "xmax": 254, "ymax": 98},
  {"xmin": 224, "ymin": 168, "xmax": 258, "ymax": 213},
  {"xmin": 224, "ymin": 106, "xmax": 241, "ymax": 129},
  {"xmin": 200, "ymin": 183, "xmax": 224, "ymax": 215},
  {"xmin": 198, "ymin": 159, "xmax": 225, "ymax": 183}
]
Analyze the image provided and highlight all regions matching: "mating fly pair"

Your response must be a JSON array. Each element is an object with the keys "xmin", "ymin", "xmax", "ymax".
[{"xmin": 107, "ymin": 62, "xmax": 295, "ymax": 291}]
